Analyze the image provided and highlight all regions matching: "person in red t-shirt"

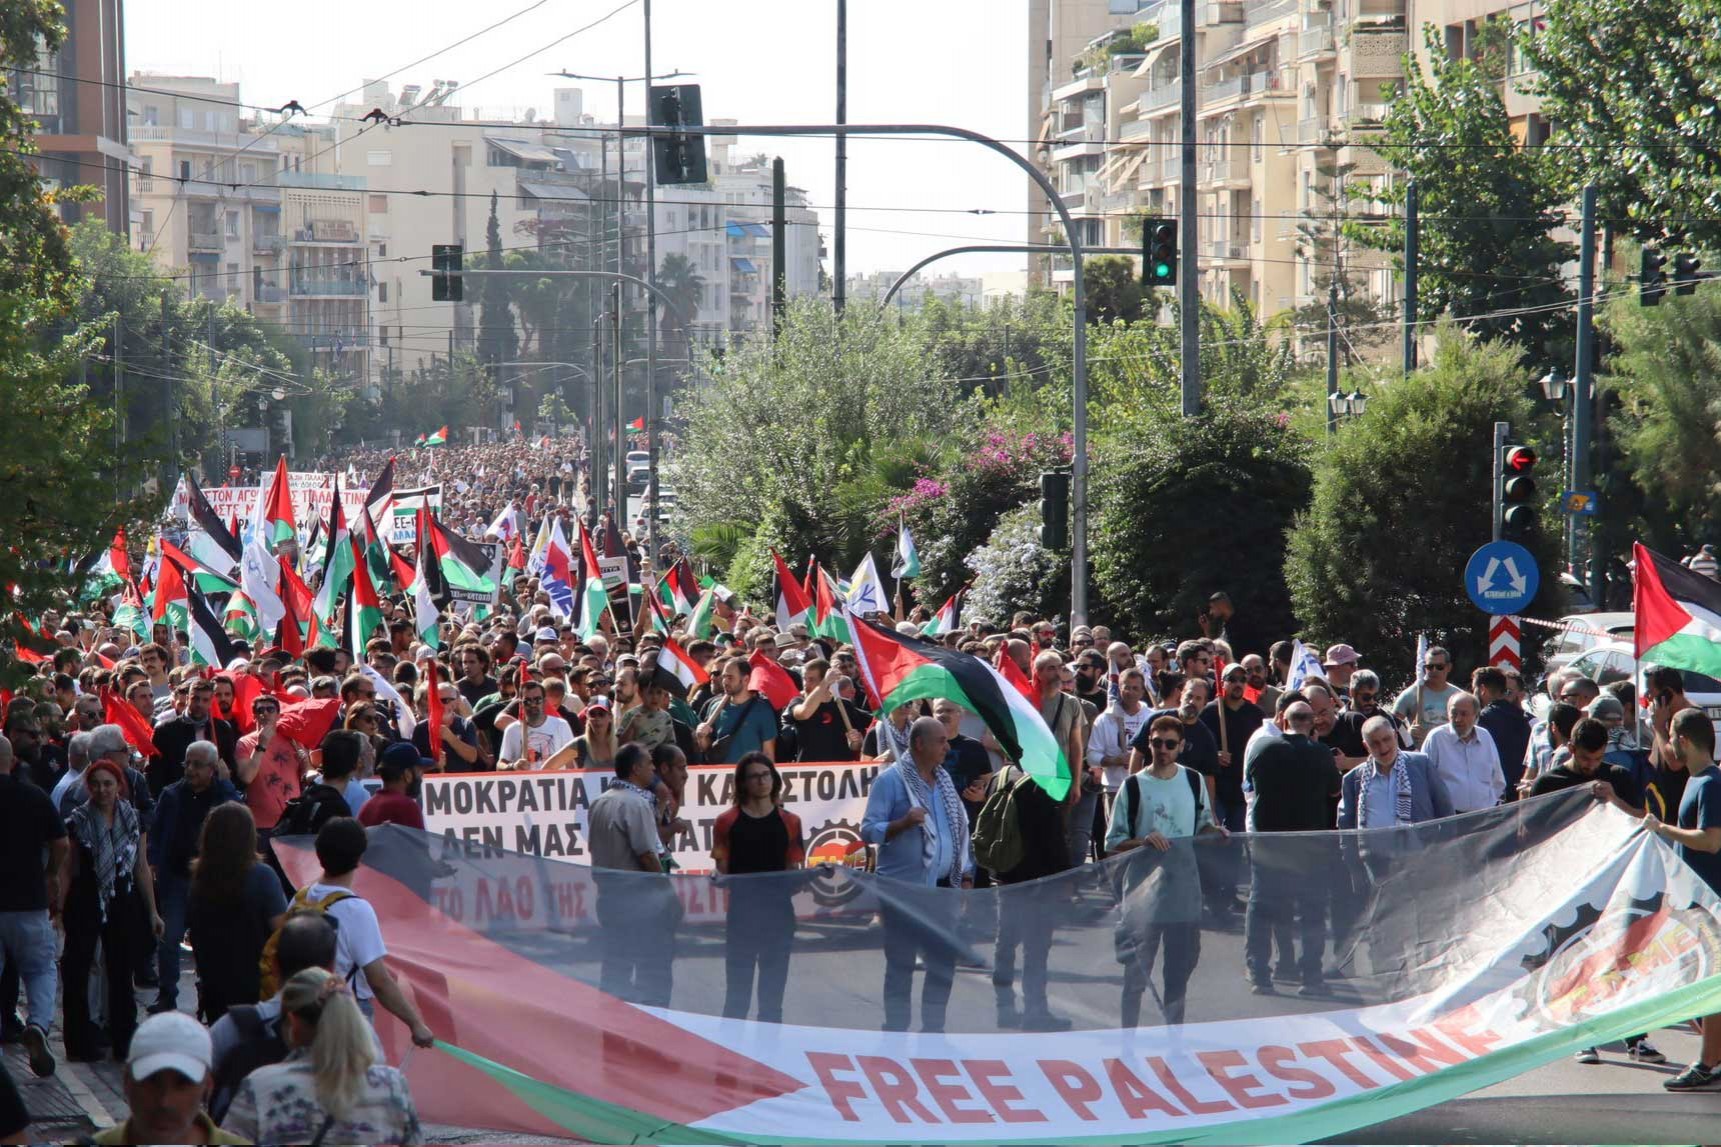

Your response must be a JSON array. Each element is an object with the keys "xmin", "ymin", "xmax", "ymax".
[{"xmin": 358, "ymin": 743, "xmax": 427, "ymax": 830}]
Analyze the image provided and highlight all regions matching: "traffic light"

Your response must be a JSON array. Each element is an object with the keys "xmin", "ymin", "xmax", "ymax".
[
  {"xmin": 1641, "ymin": 247, "xmax": 1668, "ymax": 306},
  {"xmin": 1039, "ymin": 470, "xmax": 1070, "ymax": 551},
  {"xmin": 649, "ymin": 83, "xmax": 708, "ymax": 186},
  {"xmin": 1142, "ymin": 218, "xmax": 1177, "ymax": 287},
  {"xmin": 431, "ymin": 243, "xmax": 464, "ymax": 302},
  {"xmin": 1499, "ymin": 443, "xmax": 1539, "ymax": 540},
  {"xmin": 1675, "ymin": 252, "xmax": 1704, "ymax": 296}
]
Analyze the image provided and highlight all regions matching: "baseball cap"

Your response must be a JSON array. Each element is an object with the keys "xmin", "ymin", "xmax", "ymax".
[
  {"xmin": 379, "ymin": 741, "xmax": 433, "ymax": 779},
  {"xmin": 127, "ymin": 1010, "xmax": 211, "ymax": 1083},
  {"xmin": 1323, "ymin": 643, "xmax": 1361, "ymax": 667},
  {"xmin": 584, "ymin": 696, "xmax": 612, "ymax": 713},
  {"xmin": 535, "ymin": 627, "xmax": 559, "ymax": 643},
  {"xmin": 1587, "ymin": 694, "xmax": 1626, "ymax": 721}
]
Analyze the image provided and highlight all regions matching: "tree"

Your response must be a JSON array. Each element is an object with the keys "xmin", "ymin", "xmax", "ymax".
[
  {"xmin": 476, "ymin": 191, "xmax": 518, "ymax": 369},
  {"xmin": 1092, "ymin": 398, "xmax": 1312, "ymax": 645},
  {"xmin": 1285, "ymin": 328, "xmax": 1564, "ymax": 680},
  {"xmin": 1523, "ymin": 0, "xmax": 1721, "ymax": 248},
  {"xmin": 1352, "ymin": 24, "xmax": 1574, "ymax": 365},
  {"xmin": 1082, "ymin": 255, "xmax": 1144, "ymax": 324},
  {"xmin": 966, "ymin": 503, "xmax": 1069, "ymax": 626},
  {"xmin": 677, "ymin": 299, "xmax": 957, "ymax": 598},
  {"xmin": 1598, "ymin": 284, "xmax": 1721, "ymax": 556},
  {"xmin": 1292, "ymin": 157, "xmax": 1394, "ymax": 364}
]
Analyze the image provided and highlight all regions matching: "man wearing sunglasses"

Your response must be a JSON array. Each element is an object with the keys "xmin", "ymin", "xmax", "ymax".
[{"xmin": 1391, "ymin": 645, "xmax": 1462, "ymax": 747}]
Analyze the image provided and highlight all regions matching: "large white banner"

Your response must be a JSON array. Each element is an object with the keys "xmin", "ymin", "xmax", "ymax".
[{"xmin": 172, "ymin": 472, "xmax": 369, "ymax": 526}]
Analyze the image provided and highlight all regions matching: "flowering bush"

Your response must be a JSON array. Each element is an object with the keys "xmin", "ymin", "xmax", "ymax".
[{"xmin": 964, "ymin": 503, "xmax": 1070, "ymax": 627}]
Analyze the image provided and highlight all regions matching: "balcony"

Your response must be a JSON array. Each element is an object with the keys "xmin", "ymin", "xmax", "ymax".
[
  {"xmin": 292, "ymin": 220, "xmax": 359, "ymax": 244},
  {"xmin": 188, "ymin": 230, "xmax": 222, "ymax": 253},
  {"xmin": 1340, "ymin": 103, "xmax": 1393, "ymax": 130},
  {"xmin": 1121, "ymin": 117, "xmax": 1155, "ymax": 141},
  {"xmin": 290, "ymin": 278, "xmax": 368, "ymax": 297},
  {"xmin": 276, "ymin": 171, "xmax": 364, "ymax": 192},
  {"xmin": 1350, "ymin": 28, "xmax": 1407, "ymax": 77},
  {"xmin": 1200, "ymin": 157, "xmax": 1251, "ymax": 187},
  {"xmin": 1244, "ymin": 0, "xmax": 1297, "ymax": 33},
  {"xmin": 1210, "ymin": 238, "xmax": 1249, "ymax": 262},
  {"xmin": 1162, "ymin": 156, "xmax": 1183, "ymax": 182},
  {"xmin": 1142, "ymin": 84, "xmax": 1180, "ymax": 113},
  {"xmin": 1204, "ymin": 75, "xmax": 1246, "ymax": 103},
  {"xmin": 1059, "ymin": 188, "xmax": 1090, "ymax": 209},
  {"xmin": 255, "ymin": 283, "xmax": 287, "ymax": 304},
  {"xmin": 253, "ymin": 233, "xmax": 284, "ymax": 255},
  {"xmin": 1298, "ymin": 115, "xmax": 1330, "ymax": 144},
  {"xmin": 305, "ymin": 332, "xmax": 367, "ymax": 351},
  {"xmin": 130, "ymin": 124, "xmax": 280, "ymax": 153},
  {"xmin": 1299, "ymin": 19, "xmax": 1335, "ymax": 58}
]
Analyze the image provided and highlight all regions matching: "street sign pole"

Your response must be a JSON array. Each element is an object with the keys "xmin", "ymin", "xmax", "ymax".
[{"xmin": 1489, "ymin": 614, "xmax": 1521, "ymax": 669}]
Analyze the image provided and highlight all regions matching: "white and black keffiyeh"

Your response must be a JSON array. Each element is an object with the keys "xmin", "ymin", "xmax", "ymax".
[
  {"xmin": 896, "ymin": 753, "xmax": 970, "ymax": 885},
  {"xmin": 1360, "ymin": 754, "xmax": 1414, "ymax": 828},
  {"xmin": 68, "ymin": 799, "xmax": 140, "ymax": 924}
]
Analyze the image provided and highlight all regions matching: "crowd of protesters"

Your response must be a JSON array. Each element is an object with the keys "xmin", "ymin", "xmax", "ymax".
[{"xmin": 5, "ymin": 444, "xmax": 1721, "ymax": 1140}]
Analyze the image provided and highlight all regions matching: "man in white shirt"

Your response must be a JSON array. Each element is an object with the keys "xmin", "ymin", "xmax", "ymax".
[
  {"xmin": 498, "ymin": 680, "xmax": 575, "ymax": 769},
  {"xmin": 1421, "ymin": 692, "xmax": 1504, "ymax": 813},
  {"xmin": 1086, "ymin": 668, "xmax": 1151, "ymax": 796},
  {"xmin": 51, "ymin": 732, "xmax": 91, "ymax": 813}
]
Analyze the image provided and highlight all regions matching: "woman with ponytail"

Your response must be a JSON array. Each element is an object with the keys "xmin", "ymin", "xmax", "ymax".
[{"xmin": 221, "ymin": 967, "xmax": 420, "ymax": 1145}]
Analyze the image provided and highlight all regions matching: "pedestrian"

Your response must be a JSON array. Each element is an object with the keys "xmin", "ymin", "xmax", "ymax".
[
  {"xmin": 293, "ymin": 818, "xmax": 436, "ymax": 1046},
  {"xmin": 1322, "ymin": 644, "xmax": 1362, "ymax": 700},
  {"xmin": 357, "ymin": 745, "xmax": 428, "ymax": 830},
  {"xmin": 92, "ymin": 1010, "xmax": 249, "ymax": 1145},
  {"xmin": 1242, "ymin": 701, "xmax": 1341, "ymax": 996},
  {"xmin": 1643, "ymin": 709, "xmax": 1721, "ymax": 1090},
  {"xmin": 1106, "ymin": 715, "xmax": 1226, "ymax": 1025},
  {"xmin": 987, "ymin": 746, "xmax": 1072, "ymax": 1031},
  {"xmin": 1339, "ymin": 717, "xmax": 1454, "ymax": 829},
  {"xmin": 1392, "ymin": 645, "xmax": 1462, "ymax": 746},
  {"xmin": 147, "ymin": 741, "xmax": 240, "ymax": 1014},
  {"xmin": 694, "ymin": 659, "xmax": 777, "ymax": 763},
  {"xmin": 0, "ymin": 733, "xmax": 67, "ymax": 1077},
  {"xmin": 235, "ymin": 694, "xmax": 306, "ymax": 842},
  {"xmin": 784, "ymin": 659, "xmax": 866, "ymax": 762},
  {"xmin": 860, "ymin": 716, "xmax": 973, "ymax": 1032},
  {"xmin": 712, "ymin": 752, "xmax": 804, "ymax": 1023},
  {"xmin": 150, "ymin": 680, "xmax": 237, "ymax": 796},
  {"xmin": 1474, "ymin": 666, "xmax": 1532, "ymax": 799},
  {"xmin": 187, "ymin": 801, "xmax": 288, "ymax": 1023},
  {"xmin": 498, "ymin": 681, "xmax": 575, "ymax": 769},
  {"xmin": 61, "ymin": 757, "xmax": 163, "ymax": 1062},
  {"xmin": 587, "ymin": 743, "xmax": 679, "ymax": 1005},
  {"xmin": 1088, "ymin": 666, "xmax": 1151, "ymax": 799},
  {"xmin": 1422, "ymin": 692, "xmax": 1505, "ymax": 813},
  {"xmin": 546, "ymin": 695, "xmax": 617, "ymax": 769},
  {"xmin": 221, "ymin": 967, "xmax": 421, "ymax": 1145}
]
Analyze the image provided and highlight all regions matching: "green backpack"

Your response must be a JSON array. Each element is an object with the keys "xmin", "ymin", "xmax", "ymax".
[{"xmin": 971, "ymin": 765, "xmax": 1036, "ymax": 876}]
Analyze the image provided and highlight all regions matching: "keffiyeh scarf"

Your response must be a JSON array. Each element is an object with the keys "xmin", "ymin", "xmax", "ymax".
[
  {"xmin": 68, "ymin": 799, "xmax": 140, "ymax": 925},
  {"xmin": 1359, "ymin": 754, "xmax": 1414, "ymax": 828},
  {"xmin": 896, "ymin": 753, "xmax": 970, "ymax": 886}
]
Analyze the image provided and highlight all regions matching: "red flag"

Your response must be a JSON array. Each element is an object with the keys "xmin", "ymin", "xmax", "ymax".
[
  {"xmin": 747, "ymin": 649, "xmax": 798, "ymax": 710},
  {"xmin": 425, "ymin": 658, "xmax": 445, "ymax": 767},
  {"xmin": 276, "ymin": 556, "xmax": 322, "ymax": 654},
  {"xmin": 151, "ymin": 547, "xmax": 187, "ymax": 622},
  {"xmin": 107, "ymin": 528, "xmax": 133, "ymax": 583},
  {"xmin": 507, "ymin": 533, "xmax": 527, "ymax": 571},
  {"xmin": 101, "ymin": 687, "xmax": 160, "ymax": 759},
  {"xmin": 273, "ymin": 696, "xmax": 343, "ymax": 750},
  {"xmin": 217, "ymin": 670, "xmax": 266, "ymax": 733},
  {"xmin": 12, "ymin": 614, "xmax": 49, "ymax": 664}
]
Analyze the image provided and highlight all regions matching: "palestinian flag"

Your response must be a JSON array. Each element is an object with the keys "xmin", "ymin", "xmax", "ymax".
[
  {"xmin": 574, "ymin": 518, "xmax": 609, "ymax": 641},
  {"xmin": 658, "ymin": 558, "xmax": 697, "ymax": 618},
  {"xmin": 423, "ymin": 512, "xmax": 498, "ymax": 609},
  {"xmin": 651, "ymin": 636, "xmax": 708, "ymax": 699},
  {"xmin": 358, "ymin": 504, "xmax": 398, "ymax": 593},
  {"xmin": 812, "ymin": 563, "xmax": 850, "ymax": 645},
  {"xmin": 410, "ymin": 508, "xmax": 443, "ymax": 649},
  {"xmin": 627, "ymin": 417, "xmax": 644, "ymax": 432},
  {"xmin": 82, "ymin": 528, "xmax": 131, "ymax": 602},
  {"xmin": 1634, "ymin": 542, "xmax": 1721, "ymax": 677},
  {"xmin": 414, "ymin": 433, "xmax": 427, "ymax": 449},
  {"xmin": 183, "ymin": 472, "xmax": 241, "ymax": 572},
  {"xmin": 363, "ymin": 457, "xmax": 396, "ymax": 517},
  {"xmin": 347, "ymin": 535, "xmax": 384, "ymax": 652},
  {"xmin": 159, "ymin": 538, "xmax": 240, "ymax": 598},
  {"xmin": 504, "ymin": 533, "xmax": 526, "ymax": 588},
  {"xmin": 184, "ymin": 578, "xmax": 242, "ymax": 669},
  {"xmin": 685, "ymin": 587, "xmax": 718, "ymax": 640},
  {"xmin": 313, "ymin": 475, "xmax": 355, "ymax": 627},
  {"xmin": 922, "ymin": 587, "xmax": 964, "ymax": 637},
  {"xmin": 256, "ymin": 456, "xmax": 297, "ymax": 551},
  {"xmin": 149, "ymin": 543, "xmax": 189, "ymax": 632},
  {"xmin": 847, "ymin": 612, "xmax": 1070, "ymax": 799},
  {"xmin": 425, "ymin": 426, "xmax": 448, "ymax": 447},
  {"xmin": 772, "ymin": 549, "xmax": 811, "ymax": 632},
  {"xmin": 224, "ymin": 589, "xmax": 261, "ymax": 641},
  {"xmin": 891, "ymin": 517, "xmax": 921, "ymax": 580}
]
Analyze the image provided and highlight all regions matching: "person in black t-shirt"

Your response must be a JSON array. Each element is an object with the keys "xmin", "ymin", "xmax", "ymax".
[
  {"xmin": 1530, "ymin": 717, "xmax": 1644, "ymax": 810},
  {"xmin": 785, "ymin": 660, "xmax": 867, "ymax": 762},
  {"xmin": 0, "ymin": 733, "xmax": 69, "ymax": 1077},
  {"xmin": 711, "ymin": 753, "xmax": 804, "ymax": 1023}
]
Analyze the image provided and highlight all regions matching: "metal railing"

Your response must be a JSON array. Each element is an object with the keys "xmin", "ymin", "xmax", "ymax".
[
  {"xmin": 290, "ymin": 278, "xmax": 367, "ymax": 297},
  {"xmin": 188, "ymin": 230, "xmax": 222, "ymax": 253}
]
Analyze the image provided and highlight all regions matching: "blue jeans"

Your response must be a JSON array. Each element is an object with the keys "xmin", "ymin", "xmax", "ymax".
[
  {"xmin": 1065, "ymin": 787, "xmax": 1102, "ymax": 868},
  {"xmin": 0, "ymin": 911, "xmax": 56, "ymax": 1031},
  {"xmin": 155, "ymin": 872, "xmax": 191, "ymax": 1005}
]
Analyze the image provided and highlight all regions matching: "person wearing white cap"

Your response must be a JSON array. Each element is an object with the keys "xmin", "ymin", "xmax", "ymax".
[{"xmin": 92, "ymin": 1010, "xmax": 247, "ymax": 1144}]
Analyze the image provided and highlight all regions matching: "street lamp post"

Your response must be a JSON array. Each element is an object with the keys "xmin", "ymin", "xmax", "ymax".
[{"xmin": 1325, "ymin": 389, "xmax": 1369, "ymax": 422}]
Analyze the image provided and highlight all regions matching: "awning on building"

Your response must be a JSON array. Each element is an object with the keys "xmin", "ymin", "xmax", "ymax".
[
  {"xmin": 486, "ymin": 137, "xmax": 560, "ymax": 165},
  {"xmin": 517, "ymin": 181, "xmax": 589, "ymax": 206},
  {"xmin": 730, "ymin": 256, "xmax": 757, "ymax": 273},
  {"xmin": 726, "ymin": 220, "xmax": 747, "ymax": 238}
]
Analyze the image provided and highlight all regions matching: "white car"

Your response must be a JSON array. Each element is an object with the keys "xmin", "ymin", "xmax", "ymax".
[
  {"xmin": 1562, "ymin": 639, "xmax": 1721, "ymax": 739},
  {"xmin": 1541, "ymin": 611, "xmax": 1635, "ymax": 675}
]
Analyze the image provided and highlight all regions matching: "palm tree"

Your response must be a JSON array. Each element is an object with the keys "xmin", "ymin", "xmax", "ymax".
[{"xmin": 656, "ymin": 252, "xmax": 705, "ymax": 343}]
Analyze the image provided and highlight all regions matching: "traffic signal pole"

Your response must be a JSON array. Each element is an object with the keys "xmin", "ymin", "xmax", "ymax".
[
  {"xmin": 1179, "ymin": 0, "xmax": 1201, "ymax": 416},
  {"xmin": 1492, "ymin": 421, "xmax": 1507, "ymax": 543},
  {"xmin": 1573, "ymin": 184, "xmax": 1596, "ymax": 599}
]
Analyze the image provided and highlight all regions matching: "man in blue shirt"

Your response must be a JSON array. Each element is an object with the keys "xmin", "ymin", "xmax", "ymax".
[
  {"xmin": 861, "ymin": 717, "xmax": 973, "ymax": 1032},
  {"xmin": 1644, "ymin": 708, "xmax": 1721, "ymax": 1090},
  {"xmin": 695, "ymin": 659, "xmax": 778, "ymax": 763}
]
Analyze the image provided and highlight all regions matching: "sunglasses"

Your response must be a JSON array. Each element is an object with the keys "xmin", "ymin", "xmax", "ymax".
[
  {"xmin": 1424, "ymin": 662, "xmax": 1449, "ymax": 671},
  {"xmin": 1354, "ymin": 691, "xmax": 1377, "ymax": 703},
  {"xmin": 1149, "ymin": 737, "xmax": 1182, "ymax": 750}
]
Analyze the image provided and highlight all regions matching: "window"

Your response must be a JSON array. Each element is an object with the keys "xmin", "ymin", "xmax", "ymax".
[
  {"xmin": 240, "ymin": 162, "xmax": 255, "ymax": 182},
  {"xmin": 378, "ymin": 281, "xmax": 389, "ymax": 303},
  {"xmin": 179, "ymin": 160, "xmax": 191, "ymax": 182},
  {"xmin": 253, "ymin": 266, "xmax": 263, "ymax": 297},
  {"xmin": 453, "ymin": 144, "xmax": 471, "ymax": 168},
  {"xmin": 1252, "ymin": 119, "xmax": 1263, "ymax": 161},
  {"xmin": 179, "ymin": 107, "xmax": 193, "ymax": 129},
  {"xmin": 377, "ymin": 243, "xmax": 387, "ymax": 257},
  {"xmin": 138, "ymin": 157, "xmax": 153, "ymax": 189},
  {"xmin": 225, "ymin": 210, "xmax": 239, "ymax": 238},
  {"xmin": 368, "ymin": 194, "xmax": 388, "ymax": 213},
  {"xmin": 142, "ymin": 105, "xmax": 158, "ymax": 126},
  {"xmin": 379, "ymin": 326, "xmax": 389, "ymax": 346},
  {"xmin": 367, "ymin": 150, "xmax": 392, "ymax": 166},
  {"xmin": 140, "ymin": 210, "xmax": 153, "ymax": 235}
]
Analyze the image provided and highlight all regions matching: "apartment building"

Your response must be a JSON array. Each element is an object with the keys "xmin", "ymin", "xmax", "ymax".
[
  {"xmin": 845, "ymin": 271, "xmax": 985, "ymax": 310},
  {"xmin": 12, "ymin": 0, "xmax": 129, "ymax": 233},
  {"xmin": 1032, "ymin": 0, "xmax": 1549, "ymax": 334}
]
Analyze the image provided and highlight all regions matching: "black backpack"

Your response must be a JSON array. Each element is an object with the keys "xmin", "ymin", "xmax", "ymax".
[
  {"xmin": 276, "ymin": 782, "xmax": 350, "ymax": 837},
  {"xmin": 208, "ymin": 1004, "xmax": 287, "ymax": 1122}
]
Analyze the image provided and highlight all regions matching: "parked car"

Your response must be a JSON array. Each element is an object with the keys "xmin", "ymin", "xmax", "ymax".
[
  {"xmin": 1561, "ymin": 640, "xmax": 1721, "ymax": 742},
  {"xmin": 1541, "ymin": 611, "xmax": 1635, "ymax": 675}
]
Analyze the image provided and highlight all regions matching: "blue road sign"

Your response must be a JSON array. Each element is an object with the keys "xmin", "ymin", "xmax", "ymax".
[
  {"xmin": 1465, "ymin": 541, "xmax": 1540, "ymax": 615},
  {"xmin": 1560, "ymin": 489, "xmax": 1599, "ymax": 516}
]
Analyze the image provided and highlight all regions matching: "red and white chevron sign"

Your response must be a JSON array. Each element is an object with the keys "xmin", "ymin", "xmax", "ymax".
[{"xmin": 1489, "ymin": 614, "xmax": 1522, "ymax": 668}]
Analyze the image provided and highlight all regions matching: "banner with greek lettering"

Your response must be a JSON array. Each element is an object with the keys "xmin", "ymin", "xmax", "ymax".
[{"xmin": 275, "ymin": 792, "xmax": 1721, "ymax": 1144}]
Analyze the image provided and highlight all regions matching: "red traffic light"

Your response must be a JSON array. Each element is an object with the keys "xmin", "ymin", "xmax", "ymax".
[{"xmin": 1504, "ymin": 445, "xmax": 1537, "ymax": 472}]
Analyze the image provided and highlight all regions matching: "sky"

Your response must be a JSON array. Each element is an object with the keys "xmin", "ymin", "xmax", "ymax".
[{"xmin": 123, "ymin": 0, "xmax": 1036, "ymax": 281}]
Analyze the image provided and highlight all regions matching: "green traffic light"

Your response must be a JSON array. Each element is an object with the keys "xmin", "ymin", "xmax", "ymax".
[{"xmin": 1153, "ymin": 262, "xmax": 1172, "ymax": 280}]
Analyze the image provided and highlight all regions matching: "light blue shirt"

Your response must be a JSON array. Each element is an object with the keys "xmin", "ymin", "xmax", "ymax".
[
  {"xmin": 342, "ymin": 778, "xmax": 370, "ymax": 817},
  {"xmin": 861, "ymin": 764, "xmax": 969, "ymax": 885},
  {"xmin": 1361, "ymin": 765, "xmax": 1399, "ymax": 829}
]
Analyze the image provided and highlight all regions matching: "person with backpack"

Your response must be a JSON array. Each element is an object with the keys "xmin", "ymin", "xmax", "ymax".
[
  {"xmin": 1106, "ymin": 715, "xmax": 1228, "ymax": 1026},
  {"xmin": 220, "ymin": 967, "xmax": 420, "ymax": 1146},
  {"xmin": 276, "ymin": 732, "xmax": 366, "ymax": 840},
  {"xmin": 206, "ymin": 912, "xmax": 342, "ymax": 1123},
  {"xmin": 694, "ymin": 659, "xmax": 777, "ymax": 763},
  {"xmin": 975, "ymin": 744, "xmax": 1072, "ymax": 1031},
  {"xmin": 289, "ymin": 818, "xmax": 435, "ymax": 1047}
]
